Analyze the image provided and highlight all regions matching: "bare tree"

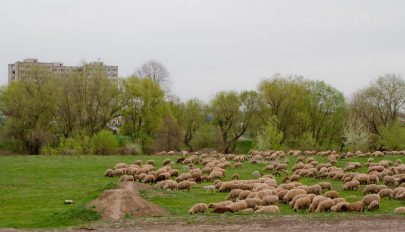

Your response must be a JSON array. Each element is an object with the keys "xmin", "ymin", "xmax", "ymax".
[{"xmin": 135, "ymin": 60, "xmax": 170, "ymax": 92}]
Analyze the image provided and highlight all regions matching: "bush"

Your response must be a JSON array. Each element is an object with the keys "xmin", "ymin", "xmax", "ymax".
[
  {"xmin": 120, "ymin": 143, "xmax": 142, "ymax": 155},
  {"xmin": 255, "ymin": 117, "xmax": 284, "ymax": 150},
  {"xmin": 380, "ymin": 120, "xmax": 405, "ymax": 150},
  {"xmin": 91, "ymin": 129, "xmax": 118, "ymax": 155},
  {"xmin": 298, "ymin": 132, "xmax": 318, "ymax": 150}
]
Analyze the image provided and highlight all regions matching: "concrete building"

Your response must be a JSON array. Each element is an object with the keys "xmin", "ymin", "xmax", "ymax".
[{"xmin": 8, "ymin": 58, "xmax": 118, "ymax": 82}]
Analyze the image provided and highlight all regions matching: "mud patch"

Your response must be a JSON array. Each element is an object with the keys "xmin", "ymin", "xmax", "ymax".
[{"xmin": 89, "ymin": 181, "xmax": 167, "ymax": 220}]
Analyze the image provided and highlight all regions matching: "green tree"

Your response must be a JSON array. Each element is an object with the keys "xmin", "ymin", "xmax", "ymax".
[
  {"xmin": 211, "ymin": 90, "xmax": 259, "ymax": 153},
  {"xmin": 379, "ymin": 120, "xmax": 405, "ymax": 150},
  {"xmin": 120, "ymin": 76, "xmax": 165, "ymax": 148},
  {"xmin": 255, "ymin": 116, "xmax": 284, "ymax": 150}
]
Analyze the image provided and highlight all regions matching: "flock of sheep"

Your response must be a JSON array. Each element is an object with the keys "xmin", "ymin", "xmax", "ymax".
[{"xmin": 104, "ymin": 149, "xmax": 405, "ymax": 215}]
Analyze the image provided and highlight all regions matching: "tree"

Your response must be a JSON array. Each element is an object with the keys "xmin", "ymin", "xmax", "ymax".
[
  {"xmin": 152, "ymin": 114, "xmax": 182, "ymax": 152},
  {"xmin": 135, "ymin": 60, "xmax": 170, "ymax": 93},
  {"xmin": 120, "ymin": 76, "xmax": 165, "ymax": 148},
  {"xmin": 211, "ymin": 90, "xmax": 259, "ymax": 153},
  {"xmin": 351, "ymin": 74, "xmax": 405, "ymax": 135},
  {"xmin": 255, "ymin": 116, "xmax": 284, "ymax": 150},
  {"xmin": 379, "ymin": 120, "xmax": 405, "ymax": 150},
  {"xmin": 0, "ymin": 66, "xmax": 58, "ymax": 154},
  {"xmin": 343, "ymin": 115, "xmax": 370, "ymax": 152}
]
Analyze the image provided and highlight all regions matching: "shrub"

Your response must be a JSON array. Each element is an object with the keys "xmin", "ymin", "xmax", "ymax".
[
  {"xmin": 120, "ymin": 143, "xmax": 142, "ymax": 155},
  {"xmin": 379, "ymin": 120, "xmax": 405, "ymax": 150},
  {"xmin": 255, "ymin": 117, "xmax": 284, "ymax": 150},
  {"xmin": 91, "ymin": 129, "xmax": 118, "ymax": 155}
]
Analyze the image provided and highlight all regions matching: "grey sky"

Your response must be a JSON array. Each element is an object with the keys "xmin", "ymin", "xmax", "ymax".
[{"xmin": 1, "ymin": 0, "xmax": 405, "ymax": 101}]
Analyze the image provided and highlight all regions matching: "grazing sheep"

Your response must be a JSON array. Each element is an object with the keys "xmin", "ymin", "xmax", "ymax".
[
  {"xmin": 343, "ymin": 180, "xmax": 360, "ymax": 191},
  {"xmin": 307, "ymin": 185, "xmax": 322, "ymax": 195},
  {"xmin": 226, "ymin": 189, "xmax": 243, "ymax": 200},
  {"xmin": 228, "ymin": 201, "xmax": 248, "ymax": 212},
  {"xmin": 163, "ymin": 180, "xmax": 178, "ymax": 190},
  {"xmin": 262, "ymin": 195, "xmax": 279, "ymax": 206},
  {"xmin": 245, "ymin": 198, "xmax": 263, "ymax": 208},
  {"xmin": 383, "ymin": 176, "xmax": 397, "ymax": 187},
  {"xmin": 241, "ymin": 208, "xmax": 254, "ymax": 213},
  {"xmin": 309, "ymin": 195, "xmax": 328, "ymax": 212},
  {"xmin": 204, "ymin": 185, "xmax": 216, "ymax": 193},
  {"xmin": 238, "ymin": 190, "xmax": 252, "ymax": 200},
  {"xmin": 163, "ymin": 159, "xmax": 172, "ymax": 166},
  {"xmin": 212, "ymin": 206, "xmax": 234, "ymax": 213},
  {"xmin": 188, "ymin": 203, "xmax": 208, "ymax": 214},
  {"xmin": 315, "ymin": 199, "xmax": 335, "ymax": 212},
  {"xmin": 283, "ymin": 189, "xmax": 307, "ymax": 203},
  {"xmin": 255, "ymin": 205, "xmax": 280, "ymax": 214},
  {"xmin": 378, "ymin": 188, "xmax": 394, "ymax": 199},
  {"xmin": 104, "ymin": 169, "xmax": 113, "ymax": 177},
  {"xmin": 252, "ymin": 171, "xmax": 262, "ymax": 177},
  {"xmin": 394, "ymin": 207, "xmax": 405, "ymax": 214},
  {"xmin": 324, "ymin": 190, "xmax": 339, "ymax": 199},
  {"xmin": 347, "ymin": 201, "xmax": 364, "ymax": 212},
  {"xmin": 363, "ymin": 184, "xmax": 380, "ymax": 194},
  {"xmin": 362, "ymin": 194, "xmax": 381, "ymax": 207},
  {"xmin": 119, "ymin": 175, "xmax": 134, "ymax": 182},
  {"xmin": 231, "ymin": 173, "xmax": 240, "ymax": 180},
  {"xmin": 293, "ymin": 197, "xmax": 311, "ymax": 212},
  {"xmin": 208, "ymin": 200, "xmax": 233, "ymax": 209},
  {"xmin": 319, "ymin": 182, "xmax": 332, "ymax": 191},
  {"xmin": 331, "ymin": 202, "xmax": 349, "ymax": 212},
  {"xmin": 177, "ymin": 180, "xmax": 196, "ymax": 191},
  {"xmin": 367, "ymin": 200, "xmax": 379, "ymax": 211},
  {"xmin": 142, "ymin": 174, "xmax": 155, "ymax": 184}
]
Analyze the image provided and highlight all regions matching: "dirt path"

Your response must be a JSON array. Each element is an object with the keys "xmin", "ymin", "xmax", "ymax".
[{"xmin": 3, "ymin": 216, "xmax": 404, "ymax": 232}]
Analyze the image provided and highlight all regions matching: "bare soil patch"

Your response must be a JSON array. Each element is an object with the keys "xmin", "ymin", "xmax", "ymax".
[{"xmin": 89, "ymin": 181, "xmax": 167, "ymax": 220}]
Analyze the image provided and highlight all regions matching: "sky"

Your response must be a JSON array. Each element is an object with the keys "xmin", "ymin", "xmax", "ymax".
[{"xmin": 1, "ymin": 0, "xmax": 405, "ymax": 101}]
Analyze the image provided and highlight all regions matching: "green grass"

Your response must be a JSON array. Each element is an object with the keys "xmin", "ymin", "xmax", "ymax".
[{"xmin": 0, "ymin": 154, "xmax": 404, "ymax": 229}]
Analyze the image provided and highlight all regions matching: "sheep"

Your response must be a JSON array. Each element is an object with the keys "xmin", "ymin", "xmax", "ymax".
[
  {"xmin": 362, "ymin": 194, "xmax": 381, "ymax": 207},
  {"xmin": 241, "ymin": 208, "xmax": 254, "ymax": 213},
  {"xmin": 188, "ymin": 203, "xmax": 208, "ymax": 214},
  {"xmin": 238, "ymin": 190, "xmax": 252, "ymax": 200},
  {"xmin": 283, "ymin": 189, "xmax": 307, "ymax": 203},
  {"xmin": 367, "ymin": 200, "xmax": 379, "ymax": 211},
  {"xmin": 252, "ymin": 171, "xmax": 262, "ymax": 177},
  {"xmin": 255, "ymin": 205, "xmax": 280, "ymax": 214},
  {"xmin": 347, "ymin": 201, "xmax": 364, "ymax": 212},
  {"xmin": 383, "ymin": 176, "xmax": 397, "ymax": 187},
  {"xmin": 226, "ymin": 189, "xmax": 243, "ymax": 200},
  {"xmin": 307, "ymin": 185, "xmax": 322, "ymax": 195},
  {"xmin": 104, "ymin": 169, "xmax": 113, "ymax": 177},
  {"xmin": 363, "ymin": 184, "xmax": 380, "ymax": 194},
  {"xmin": 309, "ymin": 195, "xmax": 328, "ymax": 212},
  {"xmin": 231, "ymin": 173, "xmax": 240, "ymax": 180},
  {"xmin": 204, "ymin": 185, "xmax": 216, "ymax": 193},
  {"xmin": 208, "ymin": 200, "xmax": 233, "ymax": 209},
  {"xmin": 315, "ymin": 199, "xmax": 335, "ymax": 212},
  {"xmin": 378, "ymin": 188, "xmax": 394, "ymax": 199},
  {"xmin": 319, "ymin": 182, "xmax": 332, "ymax": 191},
  {"xmin": 331, "ymin": 202, "xmax": 349, "ymax": 212},
  {"xmin": 142, "ymin": 174, "xmax": 155, "ymax": 184},
  {"xmin": 293, "ymin": 197, "xmax": 311, "ymax": 212},
  {"xmin": 119, "ymin": 175, "xmax": 134, "ymax": 182},
  {"xmin": 343, "ymin": 180, "xmax": 360, "ymax": 191},
  {"xmin": 163, "ymin": 159, "xmax": 172, "ymax": 166},
  {"xmin": 262, "ymin": 195, "xmax": 279, "ymax": 206},
  {"xmin": 324, "ymin": 190, "xmax": 339, "ymax": 199},
  {"xmin": 177, "ymin": 180, "xmax": 196, "ymax": 191},
  {"xmin": 163, "ymin": 180, "xmax": 178, "ymax": 191},
  {"xmin": 245, "ymin": 198, "xmax": 263, "ymax": 208},
  {"xmin": 394, "ymin": 207, "xmax": 405, "ymax": 214},
  {"xmin": 228, "ymin": 201, "xmax": 248, "ymax": 212}
]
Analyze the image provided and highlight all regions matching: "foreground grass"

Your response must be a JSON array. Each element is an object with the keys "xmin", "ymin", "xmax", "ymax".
[{"xmin": 0, "ymin": 154, "xmax": 404, "ymax": 229}]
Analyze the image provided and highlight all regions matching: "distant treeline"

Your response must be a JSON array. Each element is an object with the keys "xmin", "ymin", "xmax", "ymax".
[{"xmin": 0, "ymin": 61, "xmax": 404, "ymax": 154}]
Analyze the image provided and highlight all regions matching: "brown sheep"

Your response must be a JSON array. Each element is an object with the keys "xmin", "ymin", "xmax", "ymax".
[
  {"xmin": 245, "ymin": 198, "xmax": 263, "ymax": 208},
  {"xmin": 378, "ymin": 188, "xmax": 394, "ymax": 199},
  {"xmin": 343, "ymin": 180, "xmax": 360, "ymax": 191},
  {"xmin": 347, "ymin": 201, "xmax": 364, "ymax": 212},
  {"xmin": 119, "ymin": 175, "xmax": 134, "ymax": 182},
  {"xmin": 293, "ymin": 197, "xmax": 311, "ymax": 211},
  {"xmin": 262, "ymin": 195, "xmax": 279, "ymax": 206},
  {"xmin": 163, "ymin": 180, "xmax": 178, "ymax": 190},
  {"xmin": 315, "ymin": 199, "xmax": 335, "ymax": 212},
  {"xmin": 142, "ymin": 174, "xmax": 155, "ymax": 184},
  {"xmin": 208, "ymin": 200, "xmax": 233, "ymax": 209},
  {"xmin": 238, "ymin": 190, "xmax": 252, "ymax": 200},
  {"xmin": 367, "ymin": 200, "xmax": 379, "ymax": 211},
  {"xmin": 309, "ymin": 195, "xmax": 328, "ymax": 212},
  {"xmin": 363, "ymin": 184, "xmax": 380, "ymax": 194},
  {"xmin": 319, "ymin": 182, "xmax": 332, "ymax": 191},
  {"xmin": 331, "ymin": 202, "xmax": 349, "ymax": 212},
  {"xmin": 362, "ymin": 194, "xmax": 381, "ymax": 207},
  {"xmin": 231, "ymin": 173, "xmax": 240, "ymax": 180},
  {"xmin": 307, "ymin": 185, "xmax": 322, "ymax": 195},
  {"xmin": 226, "ymin": 189, "xmax": 244, "ymax": 200},
  {"xmin": 383, "ymin": 176, "xmax": 397, "ymax": 186},
  {"xmin": 255, "ymin": 205, "xmax": 280, "ymax": 214},
  {"xmin": 324, "ymin": 190, "xmax": 339, "ymax": 199},
  {"xmin": 394, "ymin": 207, "xmax": 405, "ymax": 214},
  {"xmin": 188, "ymin": 203, "xmax": 208, "ymax": 214},
  {"xmin": 283, "ymin": 189, "xmax": 307, "ymax": 203},
  {"xmin": 104, "ymin": 169, "xmax": 113, "ymax": 177},
  {"xmin": 228, "ymin": 201, "xmax": 248, "ymax": 212},
  {"xmin": 177, "ymin": 180, "xmax": 196, "ymax": 191}
]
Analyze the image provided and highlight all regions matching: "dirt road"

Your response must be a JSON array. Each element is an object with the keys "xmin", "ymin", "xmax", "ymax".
[{"xmin": 2, "ymin": 216, "xmax": 405, "ymax": 232}]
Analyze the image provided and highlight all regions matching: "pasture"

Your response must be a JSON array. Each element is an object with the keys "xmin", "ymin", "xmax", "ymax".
[{"xmin": 0, "ymin": 153, "xmax": 404, "ymax": 229}]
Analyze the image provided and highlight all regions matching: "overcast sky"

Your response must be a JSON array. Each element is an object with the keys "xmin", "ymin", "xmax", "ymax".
[{"xmin": 1, "ymin": 0, "xmax": 405, "ymax": 101}]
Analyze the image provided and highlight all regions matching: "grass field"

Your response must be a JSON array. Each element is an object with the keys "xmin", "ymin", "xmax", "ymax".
[{"xmin": 0, "ymin": 154, "xmax": 404, "ymax": 229}]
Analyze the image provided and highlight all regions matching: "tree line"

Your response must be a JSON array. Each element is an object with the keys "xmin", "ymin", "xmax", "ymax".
[{"xmin": 0, "ymin": 61, "xmax": 404, "ymax": 154}]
